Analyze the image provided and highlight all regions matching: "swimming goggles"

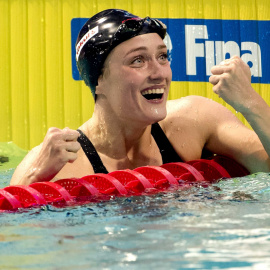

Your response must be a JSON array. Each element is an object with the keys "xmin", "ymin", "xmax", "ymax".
[{"xmin": 113, "ymin": 17, "xmax": 167, "ymax": 43}]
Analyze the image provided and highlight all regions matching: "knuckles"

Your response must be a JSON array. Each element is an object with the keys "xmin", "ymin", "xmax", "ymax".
[
  {"xmin": 219, "ymin": 72, "xmax": 231, "ymax": 83},
  {"xmin": 47, "ymin": 127, "xmax": 61, "ymax": 134},
  {"xmin": 46, "ymin": 127, "xmax": 62, "ymax": 141},
  {"xmin": 45, "ymin": 127, "xmax": 79, "ymax": 142}
]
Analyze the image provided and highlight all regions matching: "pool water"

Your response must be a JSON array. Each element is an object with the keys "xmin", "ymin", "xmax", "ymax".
[{"xmin": 0, "ymin": 143, "xmax": 270, "ymax": 270}]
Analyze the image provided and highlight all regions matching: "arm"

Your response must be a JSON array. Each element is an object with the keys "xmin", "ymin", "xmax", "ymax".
[
  {"xmin": 10, "ymin": 127, "xmax": 81, "ymax": 186},
  {"xmin": 209, "ymin": 56, "xmax": 270, "ymax": 171},
  {"xmin": 165, "ymin": 96, "xmax": 270, "ymax": 173}
]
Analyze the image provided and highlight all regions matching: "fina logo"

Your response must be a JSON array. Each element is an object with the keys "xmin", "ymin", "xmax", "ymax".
[{"xmin": 185, "ymin": 25, "xmax": 262, "ymax": 77}]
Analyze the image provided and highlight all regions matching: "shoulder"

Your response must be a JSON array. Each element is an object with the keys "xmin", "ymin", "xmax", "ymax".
[
  {"xmin": 159, "ymin": 95, "xmax": 243, "ymax": 150},
  {"xmin": 166, "ymin": 95, "xmax": 225, "ymax": 114},
  {"xmin": 163, "ymin": 95, "xmax": 234, "ymax": 128},
  {"xmin": 155, "ymin": 96, "xmax": 222, "ymax": 161}
]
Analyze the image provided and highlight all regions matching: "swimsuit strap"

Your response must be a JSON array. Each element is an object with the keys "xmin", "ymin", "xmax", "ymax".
[
  {"xmin": 78, "ymin": 125, "xmax": 212, "ymax": 173},
  {"xmin": 77, "ymin": 129, "xmax": 109, "ymax": 174},
  {"xmin": 151, "ymin": 122, "xmax": 183, "ymax": 163},
  {"xmin": 151, "ymin": 123, "xmax": 213, "ymax": 161}
]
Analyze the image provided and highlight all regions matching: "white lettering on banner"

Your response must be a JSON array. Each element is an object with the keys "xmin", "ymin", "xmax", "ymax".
[
  {"xmin": 185, "ymin": 25, "xmax": 208, "ymax": 75},
  {"xmin": 185, "ymin": 25, "xmax": 262, "ymax": 77}
]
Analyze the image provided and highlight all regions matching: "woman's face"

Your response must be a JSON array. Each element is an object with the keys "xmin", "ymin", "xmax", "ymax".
[{"xmin": 96, "ymin": 33, "xmax": 172, "ymax": 125}]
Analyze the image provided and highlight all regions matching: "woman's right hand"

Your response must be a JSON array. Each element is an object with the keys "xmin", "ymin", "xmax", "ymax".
[{"xmin": 10, "ymin": 127, "xmax": 81, "ymax": 185}]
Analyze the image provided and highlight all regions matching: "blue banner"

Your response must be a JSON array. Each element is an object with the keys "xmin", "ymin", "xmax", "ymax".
[{"xmin": 71, "ymin": 18, "xmax": 270, "ymax": 84}]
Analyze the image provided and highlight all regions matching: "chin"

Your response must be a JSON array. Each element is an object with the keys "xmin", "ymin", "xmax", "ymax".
[{"xmin": 148, "ymin": 107, "xmax": 167, "ymax": 124}]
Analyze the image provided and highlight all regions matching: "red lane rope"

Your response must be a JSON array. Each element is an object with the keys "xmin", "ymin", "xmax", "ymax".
[{"xmin": 0, "ymin": 156, "xmax": 249, "ymax": 211}]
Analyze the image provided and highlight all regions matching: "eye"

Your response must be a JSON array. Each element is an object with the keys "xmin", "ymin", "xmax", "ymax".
[
  {"xmin": 158, "ymin": 52, "xmax": 168, "ymax": 63},
  {"xmin": 130, "ymin": 56, "xmax": 145, "ymax": 67}
]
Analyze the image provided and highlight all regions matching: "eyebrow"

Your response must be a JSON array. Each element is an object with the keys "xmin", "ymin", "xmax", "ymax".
[{"xmin": 124, "ymin": 44, "xmax": 167, "ymax": 57}]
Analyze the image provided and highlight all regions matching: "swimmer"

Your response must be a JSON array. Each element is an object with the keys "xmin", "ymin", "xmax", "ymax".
[{"xmin": 11, "ymin": 9, "xmax": 270, "ymax": 185}]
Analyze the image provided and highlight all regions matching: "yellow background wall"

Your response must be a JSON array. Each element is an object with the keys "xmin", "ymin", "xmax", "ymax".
[{"xmin": 0, "ymin": 0, "xmax": 269, "ymax": 150}]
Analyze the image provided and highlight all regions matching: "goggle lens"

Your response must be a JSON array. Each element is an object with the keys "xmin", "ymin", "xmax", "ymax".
[{"xmin": 114, "ymin": 17, "xmax": 166, "ymax": 41}]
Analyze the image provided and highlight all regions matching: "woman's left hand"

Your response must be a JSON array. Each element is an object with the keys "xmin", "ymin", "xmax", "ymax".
[{"xmin": 209, "ymin": 56, "xmax": 258, "ymax": 113}]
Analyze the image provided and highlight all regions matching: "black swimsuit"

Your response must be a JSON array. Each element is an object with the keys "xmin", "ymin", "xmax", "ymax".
[{"xmin": 77, "ymin": 123, "xmax": 211, "ymax": 174}]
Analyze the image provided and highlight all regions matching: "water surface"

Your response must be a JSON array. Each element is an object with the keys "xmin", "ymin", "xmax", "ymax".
[{"xmin": 0, "ymin": 143, "xmax": 270, "ymax": 270}]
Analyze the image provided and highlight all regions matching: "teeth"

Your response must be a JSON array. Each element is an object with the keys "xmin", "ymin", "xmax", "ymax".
[{"xmin": 141, "ymin": 88, "xmax": 164, "ymax": 96}]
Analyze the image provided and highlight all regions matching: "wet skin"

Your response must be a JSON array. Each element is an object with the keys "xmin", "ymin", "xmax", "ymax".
[{"xmin": 10, "ymin": 34, "xmax": 270, "ymax": 185}]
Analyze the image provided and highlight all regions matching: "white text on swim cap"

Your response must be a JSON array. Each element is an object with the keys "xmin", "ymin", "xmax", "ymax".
[{"xmin": 76, "ymin": 26, "xmax": 99, "ymax": 61}]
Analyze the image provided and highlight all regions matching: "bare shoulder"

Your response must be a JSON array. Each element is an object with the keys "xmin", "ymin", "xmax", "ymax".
[
  {"xmin": 164, "ymin": 95, "xmax": 238, "ymax": 127},
  {"xmin": 156, "ymin": 95, "xmax": 251, "ymax": 162},
  {"xmin": 160, "ymin": 95, "xmax": 267, "ymax": 173},
  {"xmin": 166, "ymin": 95, "xmax": 227, "ymax": 114},
  {"xmin": 156, "ymin": 96, "xmax": 225, "ymax": 160}
]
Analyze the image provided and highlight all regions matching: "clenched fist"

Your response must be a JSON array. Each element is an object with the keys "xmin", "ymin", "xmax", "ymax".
[{"xmin": 209, "ymin": 56, "xmax": 257, "ymax": 113}]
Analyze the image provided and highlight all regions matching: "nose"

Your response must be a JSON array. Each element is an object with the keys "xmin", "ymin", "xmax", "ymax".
[{"xmin": 148, "ymin": 59, "xmax": 167, "ymax": 82}]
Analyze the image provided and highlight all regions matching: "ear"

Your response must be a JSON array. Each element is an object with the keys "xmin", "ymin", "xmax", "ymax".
[
  {"xmin": 95, "ymin": 74, "xmax": 105, "ymax": 95},
  {"xmin": 96, "ymin": 63, "xmax": 111, "ymax": 95}
]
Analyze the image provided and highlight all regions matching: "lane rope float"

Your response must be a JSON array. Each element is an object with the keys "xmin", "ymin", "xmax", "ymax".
[{"xmin": 0, "ymin": 155, "xmax": 249, "ymax": 211}]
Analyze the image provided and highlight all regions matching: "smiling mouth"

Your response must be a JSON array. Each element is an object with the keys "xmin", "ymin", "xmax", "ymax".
[{"xmin": 141, "ymin": 88, "xmax": 164, "ymax": 100}]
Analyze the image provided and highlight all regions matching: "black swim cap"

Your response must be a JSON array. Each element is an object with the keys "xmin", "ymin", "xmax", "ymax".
[{"xmin": 75, "ymin": 9, "xmax": 167, "ymax": 98}]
